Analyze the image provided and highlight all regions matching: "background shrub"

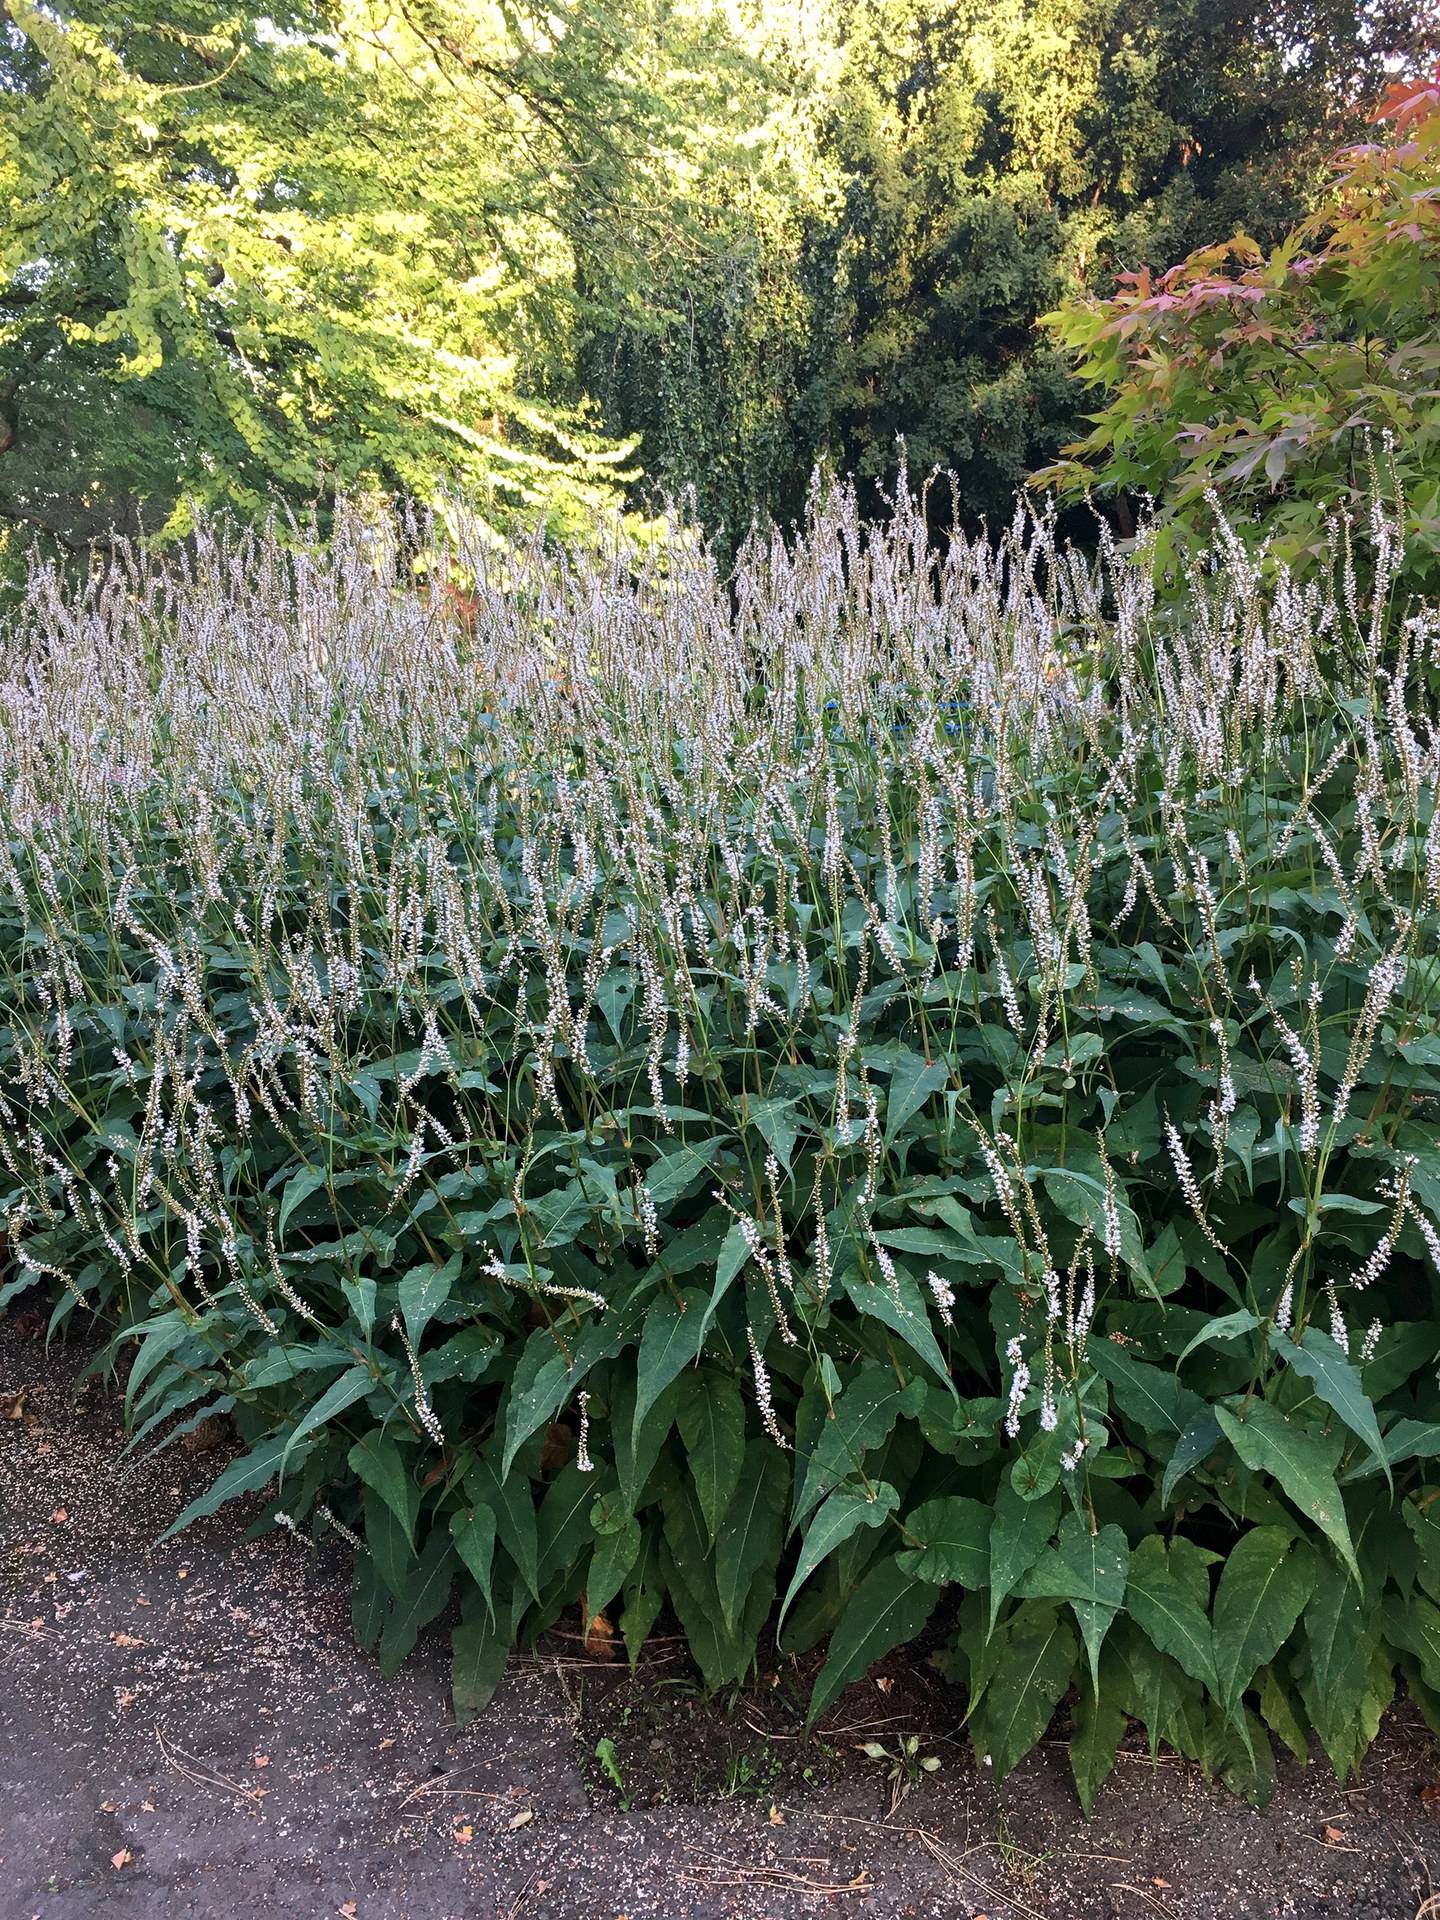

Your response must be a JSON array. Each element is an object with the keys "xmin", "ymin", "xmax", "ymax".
[
  {"xmin": 3, "ymin": 488, "xmax": 1440, "ymax": 1808},
  {"xmin": 1040, "ymin": 67, "xmax": 1440, "ymax": 592}
]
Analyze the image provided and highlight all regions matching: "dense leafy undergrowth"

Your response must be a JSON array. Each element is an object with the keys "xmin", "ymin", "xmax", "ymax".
[{"xmin": 4, "ymin": 490, "xmax": 1440, "ymax": 1811}]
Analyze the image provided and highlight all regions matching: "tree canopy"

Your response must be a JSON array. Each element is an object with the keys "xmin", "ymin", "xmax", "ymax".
[{"xmin": 0, "ymin": 0, "xmax": 1432, "ymax": 548}]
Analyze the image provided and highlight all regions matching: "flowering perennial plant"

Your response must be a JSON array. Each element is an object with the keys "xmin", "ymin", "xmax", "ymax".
[{"xmin": 4, "ymin": 486, "xmax": 1440, "ymax": 1808}]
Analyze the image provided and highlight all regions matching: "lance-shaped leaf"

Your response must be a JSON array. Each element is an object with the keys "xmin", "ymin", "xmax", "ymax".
[
  {"xmin": 778, "ymin": 1482, "xmax": 900, "ymax": 1636},
  {"xmin": 1124, "ymin": 1534, "xmax": 1218, "ymax": 1691},
  {"xmin": 1212, "ymin": 1524, "xmax": 1316, "ymax": 1722},
  {"xmin": 808, "ymin": 1555, "xmax": 940, "ymax": 1725},
  {"xmin": 1273, "ymin": 1328, "xmax": 1389, "ymax": 1486},
  {"xmin": 632, "ymin": 1286, "xmax": 707, "ymax": 1447},
  {"xmin": 1016, "ymin": 1512, "xmax": 1129, "ymax": 1686},
  {"xmin": 1215, "ymin": 1402, "xmax": 1358, "ymax": 1581}
]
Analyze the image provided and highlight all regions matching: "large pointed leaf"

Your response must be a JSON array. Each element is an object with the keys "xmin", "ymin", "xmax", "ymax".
[
  {"xmin": 883, "ymin": 1050, "xmax": 950, "ymax": 1145},
  {"xmin": 1070, "ymin": 1674, "xmax": 1127, "ymax": 1814},
  {"xmin": 161, "ymin": 1433, "xmax": 290, "ymax": 1539},
  {"xmin": 1088, "ymin": 1339, "xmax": 1203, "ymax": 1440},
  {"xmin": 469, "ymin": 1457, "xmax": 540, "ymax": 1602},
  {"xmin": 988, "ymin": 1480, "xmax": 1060, "ymax": 1632},
  {"xmin": 399, "ymin": 1253, "xmax": 460, "ymax": 1349},
  {"xmin": 677, "ymin": 1369, "xmax": 746, "ymax": 1544},
  {"xmin": 1212, "ymin": 1525, "xmax": 1316, "ymax": 1720},
  {"xmin": 450, "ymin": 1502, "xmax": 497, "ymax": 1616},
  {"xmin": 808, "ymin": 1555, "xmax": 940, "ymax": 1724},
  {"xmin": 1215, "ymin": 1402, "xmax": 1358, "ymax": 1580},
  {"xmin": 714, "ymin": 1440, "xmax": 789, "ymax": 1633},
  {"xmin": 792, "ymin": 1363, "xmax": 913, "ymax": 1528},
  {"xmin": 279, "ymin": 1364, "xmax": 373, "ymax": 1477},
  {"xmin": 839, "ymin": 1260, "xmax": 952, "ymax": 1385},
  {"xmin": 348, "ymin": 1431, "xmax": 419, "ymax": 1547},
  {"xmin": 632, "ymin": 1286, "xmax": 707, "ymax": 1445},
  {"xmin": 644, "ymin": 1137, "xmax": 729, "ymax": 1209},
  {"xmin": 1161, "ymin": 1406, "xmax": 1223, "ymax": 1507},
  {"xmin": 1296, "ymin": 1558, "xmax": 1377, "ymax": 1777},
  {"xmin": 1016, "ymin": 1512, "xmax": 1129, "ymax": 1686},
  {"xmin": 777, "ymin": 1482, "xmax": 899, "ymax": 1635},
  {"xmin": 970, "ymin": 1602, "xmax": 1077, "ymax": 1780},
  {"xmin": 379, "ymin": 1529, "xmax": 455, "ymax": 1676},
  {"xmin": 1274, "ymin": 1328, "xmax": 1389, "ymax": 1485},
  {"xmin": 452, "ymin": 1614, "xmax": 509, "ymax": 1725},
  {"xmin": 1124, "ymin": 1535, "xmax": 1218, "ymax": 1690}
]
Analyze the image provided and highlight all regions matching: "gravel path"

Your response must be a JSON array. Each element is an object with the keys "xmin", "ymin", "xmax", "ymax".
[{"xmin": 3, "ymin": 1320, "xmax": 1439, "ymax": 1920}]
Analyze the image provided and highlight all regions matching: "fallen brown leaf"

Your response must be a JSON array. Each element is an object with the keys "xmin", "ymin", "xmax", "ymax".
[
  {"xmin": 50, "ymin": 1508, "xmax": 68, "ymax": 1524},
  {"xmin": 1324, "ymin": 1825, "xmax": 1346, "ymax": 1843},
  {"xmin": 110, "ymin": 1633, "xmax": 146, "ymax": 1648},
  {"xmin": 452, "ymin": 1823, "xmax": 474, "ymax": 1845},
  {"xmin": 253, "ymin": 1755, "xmax": 270, "ymax": 1768},
  {"xmin": 111, "ymin": 1850, "xmax": 132, "ymax": 1870},
  {"xmin": 339, "ymin": 1904, "xmax": 358, "ymax": 1918},
  {"xmin": 768, "ymin": 1805, "xmax": 785, "ymax": 1826},
  {"xmin": 508, "ymin": 1807, "xmax": 534, "ymax": 1830}
]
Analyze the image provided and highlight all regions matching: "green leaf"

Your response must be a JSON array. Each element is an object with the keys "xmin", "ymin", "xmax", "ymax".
[
  {"xmin": 777, "ymin": 1482, "xmax": 899, "ymax": 1636},
  {"xmin": 839, "ymin": 1259, "xmax": 952, "ymax": 1385},
  {"xmin": 586, "ymin": 1517, "xmax": 643, "ymax": 1623},
  {"xmin": 161, "ymin": 1434, "xmax": 290, "ymax": 1539},
  {"xmin": 365, "ymin": 1489, "xmax": 420, "ymax": 1600},
  {"xmin": 399, "ymin": 1253, "xmax": 460, "ymax": 1349},
  {"xmin": 1124, "ymin": 1535, "xmax": 1217, "ymax": 1691},
  {"xmin": 644, "ymin": 1137, "xmax": 728, "ymax": 1209},
  {"xmin": 1257, "ymin": 1665, "xmax": 1309, "ymax": 1763},
  {"xmin": 896, "ymin": 1494, "xmax": 992, "ymax": 1588},
  {"xmin": 792, "ymin": 1363, "xmax": 913, "ymax": 1527},
  {"xmin": 1214, "ymin": 1402, "xmax": 1358, "ymax": 1581},
  {"xmin": 632, "ymin": 1286, "xmax": 707, "ymax": 1446},
  {"xmin": 1212, "ymin": 1525, "xmax": 1316, "ymax": 1721},
  {"xmin": 883, "ymin": 1050, "xmax": 950, "ymax": 1145},
  {"xmin": 450, "ymin": 1503, "xmax": 498, "ymax": 1618},
  {"xmin": 748, "ymin": 1094, "xmax": 801, "ymax": 1171},
  {"xmin": 698, "ymin": 1218, "xmax": 752, "ymax": 1345},
  {"xmin": 677, "ymin": 1369, "xmax": 747, "ymax": 1545},
  {"xmin": 808, "ymin": 1555, "xmax": 940, "ymax": 1724},
  {"xmin": 970, "ymin": 1603, "xmax": 1077, "ymax": 1781},
  {"xmin": 620, "ymin": 1524, "xmax": 666, "ymax": 1667},
  {"xmin": 988, "ymin": 1479, "xmax": 1060, "ymax": 1633},
  {"xmin": 1274, "ymin": 1328, "xmax": 1389, "ymax": 1485},
  {"xmin": 1088, "ymin": 1339, "xmax": 1203, "ymax": 1440},
  {"xmin": 1177, "ymin": 1309, "xmax": 1261, "ymax": 1366},
  {"xmin": 279, "ymin": 1165, "xmax": 327, "ymax": 1242},
  {"xmin": 714, "ymin": 1439, "xmax": 789, "ymax": 1634},
  {"xmin": 452, "ymin": 1614, "xmax": 509, "ymax": 1726},
  {"xmin": 280, "ymin": 1364, "xmax": 373, "ymax": 1477},
  {"xmin": 469, "ymin": 1457, "xmax": 540, "ymax": 1602},
  {"xmin": 1016, "ymin": 1512, "xmax": 1128, "ymax": 1687},
  {"xmin": 1161, "ymin": 1406, "xmax": 1223, "ymax": 1506},
  {"xmin": 348, "ymin": 1431, "xmax": 419, "ymax": 1548},
  {"xmin": 1070, "ymin": 1675, "xmax": 1127, "ymax": 1814},
  {"xmin": 379, "ymin": 1528, "xmax": 455, "ymax": 1676}
]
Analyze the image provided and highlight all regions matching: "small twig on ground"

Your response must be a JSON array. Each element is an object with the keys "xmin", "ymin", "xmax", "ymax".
[
  {"xmin": 679, "ymin": 1847, "xmax": 869, "ymax": 1894},
  {"xmin": 154, "ymin": 1724, "xmax": 266, "ymax": 1808},
  {"xmin": 1109, "ymin": 1882, "xmax": 1178, "ymax": 1919}
]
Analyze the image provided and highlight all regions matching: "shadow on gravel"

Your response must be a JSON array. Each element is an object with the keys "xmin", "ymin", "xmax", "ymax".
[{"xmin": 3, "ymin": 1319, "xmax": 1439, "ymax": 1920}]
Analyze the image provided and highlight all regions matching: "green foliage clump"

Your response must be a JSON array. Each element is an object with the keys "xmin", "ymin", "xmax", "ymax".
[
  {"xmin": 0, "ymin": 0, "xmax": 728, "ymax": 547},
  {"xmin": 4, "ymin": 491, "xmax": 1440, "ymax": 1810},
  {"xmin": 589, "ymin": 0, "xmax": 1434, "ymax": 535},
  {"xmin": 1040, "ymin": 67, "xmax": 1440, "ymax": 590}
]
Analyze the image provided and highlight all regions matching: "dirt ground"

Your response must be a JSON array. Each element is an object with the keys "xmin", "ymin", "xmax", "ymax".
[{"xmin": 3, "ymin": 1320, "xmax": 1440, "ymax": 1920}]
